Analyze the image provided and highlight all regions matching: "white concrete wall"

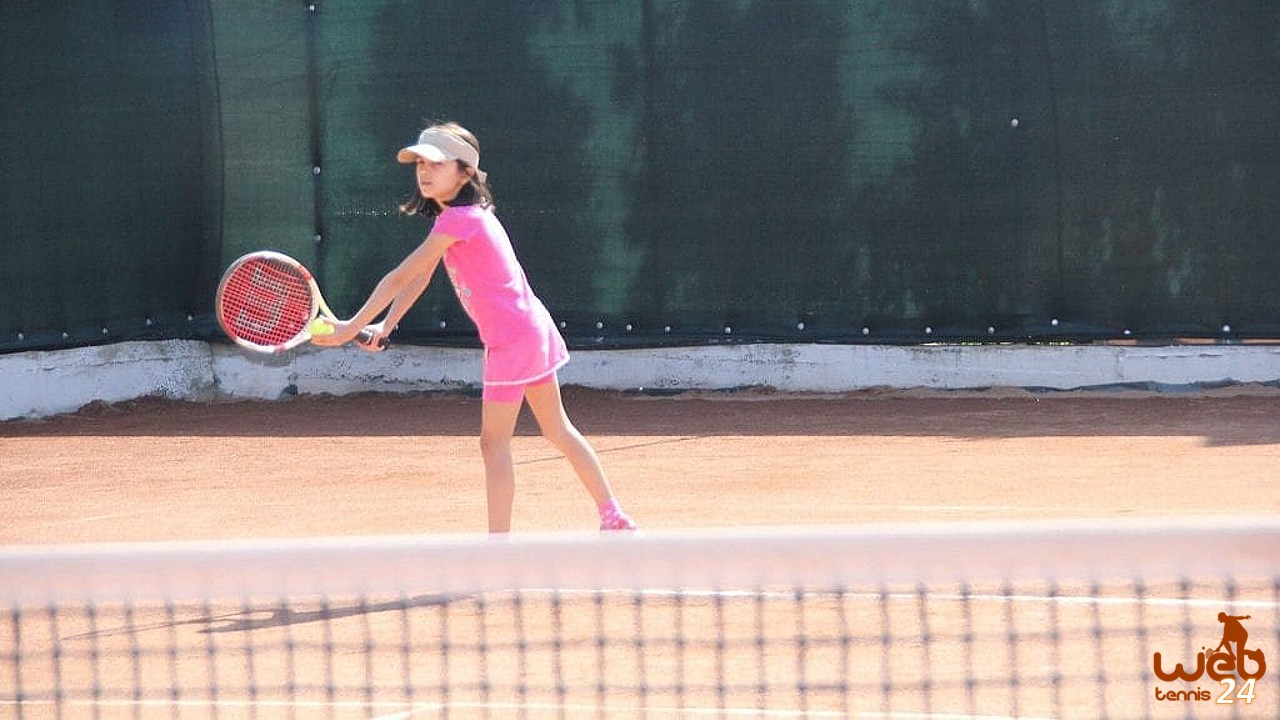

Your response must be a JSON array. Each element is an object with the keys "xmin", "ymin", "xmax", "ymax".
[
  {"xmin": 1, "ymin": 341, "xmax": 217, "ymax": 420},
  {"xmin": 2, "ymin": 340, "xmax": 1278, "ymax": 420}
]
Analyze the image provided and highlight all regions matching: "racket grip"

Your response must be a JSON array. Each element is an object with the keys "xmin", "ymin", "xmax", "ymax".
[{"xmin": 357, "ymin": 328, "xmax": 389, "ymax": 350}]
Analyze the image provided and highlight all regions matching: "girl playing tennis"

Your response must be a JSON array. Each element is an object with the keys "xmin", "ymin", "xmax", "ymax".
[{"xmin": 312, "ymin": 122, "xmax": 637, "ymax": 534}]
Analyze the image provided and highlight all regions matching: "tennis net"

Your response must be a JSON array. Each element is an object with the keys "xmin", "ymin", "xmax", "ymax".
[{"xmin": 2, "ymin": 518, "xmax": 1276, "ymax": 719}]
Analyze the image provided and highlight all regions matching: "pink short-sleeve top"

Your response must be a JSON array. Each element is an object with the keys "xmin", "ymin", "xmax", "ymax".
[{"xmin": 432, "ymin": 205, "xmax": 569, "ymax": 387}]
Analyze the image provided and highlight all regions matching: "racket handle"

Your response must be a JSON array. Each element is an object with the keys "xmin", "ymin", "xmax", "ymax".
[{"xmin": 356, "ymin": 328, "xmax": 389, "ymax": 350}]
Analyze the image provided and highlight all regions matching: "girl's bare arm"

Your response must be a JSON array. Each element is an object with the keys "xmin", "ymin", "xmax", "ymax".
[{"xmin": 313, "ymin": 232, "xmax": 458, "ymax": 345}]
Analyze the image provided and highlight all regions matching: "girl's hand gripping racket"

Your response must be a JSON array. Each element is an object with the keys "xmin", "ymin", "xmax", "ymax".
[{"xmin": 215, "ymin": 251, "xmax": 388, "ymax": 354}]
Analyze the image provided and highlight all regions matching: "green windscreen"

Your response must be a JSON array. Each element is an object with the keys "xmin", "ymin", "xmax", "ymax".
[
  {"xmin": 2, "ymin": 1, "xmax": 1277, "ymax": 354},
  {"xmin": 0, "ymin": 2, "xmax": 221, "ymax": 349}
]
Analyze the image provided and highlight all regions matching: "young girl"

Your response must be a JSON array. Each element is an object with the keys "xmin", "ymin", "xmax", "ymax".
[{"xmin": 312, "ymin": 122, "xmax": 637, "ymax": 534}]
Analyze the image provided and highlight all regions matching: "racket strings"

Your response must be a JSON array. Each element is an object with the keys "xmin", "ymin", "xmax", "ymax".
[{"xmin": 219, "ymin": 259, "xmax": 315, "ymax": 347}]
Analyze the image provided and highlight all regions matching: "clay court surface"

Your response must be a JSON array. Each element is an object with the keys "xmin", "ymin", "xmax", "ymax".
[
  {"xmin": 2, "ymin": 387, "xmax": 1278, "ymax": 543},
  {"xmin": 2, "ymin": 387, "xmax": 1278, "ymax": 719}
]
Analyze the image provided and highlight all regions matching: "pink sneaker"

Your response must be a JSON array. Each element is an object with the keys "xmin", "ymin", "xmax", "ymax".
[{"xmin": 599, "ymin": 508, "xmax": 638, "ymax": 533}]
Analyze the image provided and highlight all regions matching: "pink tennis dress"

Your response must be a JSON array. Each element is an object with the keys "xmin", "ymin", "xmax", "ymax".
[{"xmin": 432, "ymin": 205, "xmax": 569, "ymax": 399}]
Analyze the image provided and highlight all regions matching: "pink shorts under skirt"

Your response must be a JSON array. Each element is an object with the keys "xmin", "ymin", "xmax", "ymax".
[{"xmin": 482, "ymin": 372, "xmax": 557, "ymax": 403}]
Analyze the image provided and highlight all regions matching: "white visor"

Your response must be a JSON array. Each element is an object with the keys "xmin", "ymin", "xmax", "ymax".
[{"xmin": 397, "ymin": 129, "xmax": 486, "ymax": 183}]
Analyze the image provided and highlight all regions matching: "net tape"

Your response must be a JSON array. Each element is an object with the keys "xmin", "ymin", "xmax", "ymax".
[{"xmin": 2, "ymin": 518, "xmax": 1277, "ymax": 719}]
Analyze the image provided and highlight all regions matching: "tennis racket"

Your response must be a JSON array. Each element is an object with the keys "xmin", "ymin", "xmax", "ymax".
[{"xmin": 215, "ymin": 250, "xmax": 388, "ymax": 354}]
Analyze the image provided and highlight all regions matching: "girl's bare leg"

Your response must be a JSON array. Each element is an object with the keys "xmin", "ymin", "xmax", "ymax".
[
  {"xmin": 523, "ymin": 378, "xmax": 616, "ymax": 506},
  {"xmin": 479, "ymin": 399, "xmax": 522, "ymax": 533}
]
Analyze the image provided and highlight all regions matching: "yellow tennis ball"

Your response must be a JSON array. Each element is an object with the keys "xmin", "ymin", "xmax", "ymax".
[{"xmin": 309, "ymin": 318, "xmax": 335, "ymax": 336}]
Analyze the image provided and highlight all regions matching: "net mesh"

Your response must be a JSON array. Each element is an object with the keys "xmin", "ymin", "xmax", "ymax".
[
  {"xmin": 3, "ymin": 519, "xmax": 1276, "ymax": 719},
  {"xmin": 215, "ymin": 255, "xmax": 316, "ymax": 350}
]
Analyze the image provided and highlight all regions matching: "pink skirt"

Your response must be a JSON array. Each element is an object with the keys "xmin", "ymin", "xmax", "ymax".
[{"xmin": 482, "ymin": 323, "xmax": 569, "ymax": 395}]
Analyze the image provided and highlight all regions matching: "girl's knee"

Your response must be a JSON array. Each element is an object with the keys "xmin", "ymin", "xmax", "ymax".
[
  {"xmin": 479, "ymin": 431, "xmax": 512, "ymax": 457},
  {"xmin": 539, "ymin": 419, "xmax": 581, "ymax": 449}
]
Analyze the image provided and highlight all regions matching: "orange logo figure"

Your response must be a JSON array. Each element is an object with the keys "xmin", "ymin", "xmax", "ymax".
[
  {"xmin": 1210, "ymin": 613, "xmax": 1251, "ymax": 660},
  {"xmin": 1154, "ymin": 612, "xmax": 1267, "ymax": 683}
]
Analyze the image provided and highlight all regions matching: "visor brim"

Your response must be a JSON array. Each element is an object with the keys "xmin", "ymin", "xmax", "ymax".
[{"xmin": 397, "ymin": 143, "xmax": 450, "ymax": 164}]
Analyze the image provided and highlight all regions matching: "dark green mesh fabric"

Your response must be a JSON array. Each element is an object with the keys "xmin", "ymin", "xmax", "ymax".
[{"xmin": 3, "ymin": 1, "xmax": 1276, "ymax": 353}]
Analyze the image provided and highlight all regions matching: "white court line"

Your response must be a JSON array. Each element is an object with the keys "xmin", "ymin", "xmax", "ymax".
[
  {"xmin": 4, "ymin": 698, "xmax": 1045, "ymax": 720},
  {"xmin": 855, "ymin": 506, "xmax": 1054, "ymax": 513},
  {"xmin": 857, "ymin": 715, "xmax": 1052, "ymax": 720},
  {"xmin": 371, "ymin": 702, "xmax": 1053, "ymax": 720},
  {"xmin": 369, "ymin": 704, "xmax": 863, "ymax": 719},
  {"xmin": 529, "ymin": 587, "xmax": 1279, "ymax": 609},
  {"xmin": 930, "ymin": 593, "xmax": 1277, "ymax": 609}
]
